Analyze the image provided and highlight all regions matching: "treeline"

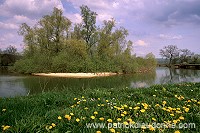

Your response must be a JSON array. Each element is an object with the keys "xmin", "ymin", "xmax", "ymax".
[
  {"xmin": 0, "ymin": 45, "xmax": 21, "ymax": 67},
  {"xmin": 13, "ymin": 6, "xmax": 157, "ymax": 74},
  {"xmin": 160, "ymin": 45, "xmax": 200, "ymax": 65}
]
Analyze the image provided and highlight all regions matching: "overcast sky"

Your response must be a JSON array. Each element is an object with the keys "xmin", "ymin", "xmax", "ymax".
[{"xmin": 0, "ymin": 0, "xmax": 200, "ymax": 57}]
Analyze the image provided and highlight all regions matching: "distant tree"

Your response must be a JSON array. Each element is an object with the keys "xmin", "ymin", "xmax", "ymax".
[
  {"xmin": 191, "ymin": 54, "xmax": 200, "ymax": 64},
  {"xmin": 80, "ymin": 5, "xmax": 98, "ymax": 56},
  {"xmin": 160, "ymin": 45, "xmax": 179, "ymax": 66},
  {"xmin": 179, "ymin": 49, "xmax": 194, "ymax": 63},
  {"xmin": 3, "ymin": 45, "xmax": 17, "ymax": 55}
]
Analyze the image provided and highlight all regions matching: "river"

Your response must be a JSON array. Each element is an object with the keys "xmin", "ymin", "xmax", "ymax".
[{"xmin": 1, "ymin": 67, "xmax": 200, "ymax": 98}]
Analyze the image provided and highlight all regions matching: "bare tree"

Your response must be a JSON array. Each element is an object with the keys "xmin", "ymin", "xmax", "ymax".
[
  {"xmin": 160, "ymin": 45, "xmax": 179, "ymax": 66},
  {"xmin": 179, "ymin": 49, "xmax": 194, "ymax": 63}
]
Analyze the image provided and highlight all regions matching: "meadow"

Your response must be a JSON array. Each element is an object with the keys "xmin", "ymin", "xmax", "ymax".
[{"xmin": 0, "ymin": 82, "xmax": 200, "ymax": 133}]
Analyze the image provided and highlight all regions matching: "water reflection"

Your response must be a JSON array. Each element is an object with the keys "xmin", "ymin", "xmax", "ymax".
[{"xmin": 1, "ymin": 67, "xmax": 200, "ymax": 97}]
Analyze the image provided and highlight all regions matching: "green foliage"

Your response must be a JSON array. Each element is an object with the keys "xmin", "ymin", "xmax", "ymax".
[{"xmin": 14, "ymin": 6, "xmax": 157, "ymax": 74}]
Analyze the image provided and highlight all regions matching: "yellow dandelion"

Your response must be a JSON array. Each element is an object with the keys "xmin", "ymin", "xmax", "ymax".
[
  {"xmin": 70, "ymin": 113, "xmax": 74, "ymax": 116},
  {"xmin": 106, "ymin": 100, "xmax": 109, "ymax": 102},
  {"xmin": 152, "ymin": 118, "xmax": 156, "ymax": 121},
  {"xmin": 65, "ymin": 115, "xmax": 71, "ymax": 120},
  {"xmin": 163, "ymin": 101, "xmax": 167, "ymax": 105},
  {"xmin": 173, "ymin": 120, "xmax": 178, "ymax": 124},
  {"xmin": 82, "ymin": 96, "xmax": 85, "ymax": 98},
  {"xmin": 58, "ymin": 116, "xmax": 62, "ymax": 120},
  {"xmin": 51, "ymin": 123, "xmax": 56, "ymax": 127},
  {"xmin": 76, "ymin": 118, "xmax": 80, "ymax": 122},
  {"xmin": 149, "ymin": 125, "xmax": 155, "ymax": 131},
  {"xmin": 96, "ymin": 131, "xmax": 101, "ymax": 133},
  {"xmin": 121, "ymin": 114, "xmax": 125, "ymax": 117},
  {"xmin": 185, "ymin": 108, "xmax": 189, "ymax": 112},
  {"xmin": 2, "ymin": 109, "xmax": 6, "ymax": 112},
  {"xmin": 129, "ymin": 107, "xmax": 132, "ymax": 109},
  {"xmin": 179, "ymin": 116, "xmax": 184, "ymax": 120},
  {"xmin": 101, "ymin": 104, "xmax": 105, "ymax": 106},
  {"xmin": 117, "ymin": 118, "xmax": 121, "ymax": 121},
  {"xmin": 170, "ymin": 114, "xmax": 175, "ymax": 116},
  {"xmin": 109, "ymin": 128, "xmax": 115, "ymax": 133},
  {"xmin": 123, "ymin": 111, "xmax": 127, "ymax": 115},
  {"xmin": 140, "ymin": 109, "xmax": 145, "ymax": 113},
  {"xmin": 98, "ymin": 98, "xmax": 100, "ymax": 100},
  {"xmin": 174, "ymin": 130, "xmax": 180, "ymax": 133},
  {"xmin": 134, "ymin": 106, "xmax": 140, "ymax": 110},
  {"xmin": 49, "ymin": 126, "xmax": 53, "ymax": 129},
  {"xmin": 123, "ymin": 121, "xmax": 129, "ymax": 125},
  {"xmin": 2, "ymin": 125, "xmax": 10, "ymax": 131},
  {"xmin": 84, "ymin": 107, "xmax": 88, "ymax": 110},
  {"xmin": 94, "ymin": 111, "xmax": 98, "ymax": 115},
  {"xmin": 99, "ymin": 117, "xmax": 104, "ymax": 121},
  {"xmin": 141, "ymin": 125, "xmax": 146, "ymax": 130},
  {"xmin": 74, "ymin": 98, "xmax": 77, "ymax": 100},
  {"xmin": 197, "ymin": 101, "xmax": 200, "ymax": 104},
  {"xmin": 91, "ymin": 116, "xmax": 95, "ymax": 119},
  {"xmin": 155, "ymin": 104, "xmax": 160, "ymax": 107},
  {"xmin": 124, "ymin": 104, "xmax": 128, "ymax": 108},
  {"xmin": 107, "ymin": 119, "xmax": 113, "ymax": 123},
  {"xmin": 83, "ymin": 99, "xmax": 86, "ymax": 102}
]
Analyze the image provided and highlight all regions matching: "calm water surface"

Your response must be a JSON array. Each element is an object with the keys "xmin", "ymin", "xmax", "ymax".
[{"xmin": 1, "ymin": 67, "xmax": 200, "ymax": 98}]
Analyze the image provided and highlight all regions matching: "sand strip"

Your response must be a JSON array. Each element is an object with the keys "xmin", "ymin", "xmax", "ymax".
[{"xmin": 32, "ymin": 72, "xmax": 119, "ymax": 78}]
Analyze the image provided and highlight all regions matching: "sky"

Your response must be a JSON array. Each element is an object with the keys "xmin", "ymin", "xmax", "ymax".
[{"xmin": 0, "ymin": 0, "xmax": 200, "ymax": 57}]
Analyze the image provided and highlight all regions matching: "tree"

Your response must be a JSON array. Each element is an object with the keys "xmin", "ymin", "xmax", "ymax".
[
  {"xmin": 160, "ymin": 45, "xmax": 179, "ymax": 66},
  {"xmin": 80, "ymin": 5, "xmax": 98, "ymax": 55},
  {"xmin": 4, "ymin": 45, "xmax": 17, "ymax": 55},
  {"xmin": 179, "ymin": 49, "xmax": 194, "ymax": 63}
]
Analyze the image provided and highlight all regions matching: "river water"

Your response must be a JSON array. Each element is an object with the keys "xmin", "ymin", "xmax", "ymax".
[{"xmin": 1, "ymin": 67, "xmax": 200, "ymax": 98}]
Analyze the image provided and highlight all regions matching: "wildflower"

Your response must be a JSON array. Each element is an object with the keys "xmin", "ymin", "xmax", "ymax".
[
  {"xmin": 101, "ymin": 104, "xmax": 105, "ymax": 106},
  {"xmin": 76, "ymin": 118, "xmax": 80, "ymax": 122},
  {"xmin": 187, "ymin": 100, "xmax": 191, "ymax": 102},
  {"xmin": 117, "ymin": 118, "xmax": 121, "ymax": 121},
  {"xmin": 99, "ymin": 117, "xmax": 104, "ymax": 121},
  {"xmin": 106, "ymin": 100, "xmax": 109, "ymax": 102},
  {"xmin": 176, "ymin": 110, "xmax": 182, "ymax": 114},
  {"xmin": 82, "ymin": 96, "xmax": 85, "ymax": 98},
  {"xmin": 149, "ymin": 125, "xmax": 155, "ymax": 131},
  {"xmin": 124, "ymin": 104, "xmax": 128, "ymax": 108},
  {"xmin": 51, "ymin": 123, "xmax": 56, "ymax": 127},
  {"xmin": 174, "ymin": 130, "xmax": 180, "ymax": 133},
  {"xmin": 134, "ymin": 106, "xmax": 140, "ymax": 110},
  {"xmin": 98, "ymin": 98, "xmax": 100, "ymax": 100},
  {"xmin": 197, "ymin": 101, "xmax": 200, "ymax": 105},
  {"xmin": 179, "ymin": 116, "xmax": 184, "ymax": 120},
  {"xmin": 82, "ymin": 99, "xmax": 86, "ymax": 102},
  {"xmin": 70, "ymin": 113, "xmax": 74, "ymax": 116},
  {"xmin": 84, "ymin": 107, "xmax": 88, "ymax": 110},
  {"xmin": 77, "ymin": 101, "xmax": 80, "ymax": 104},
  {"xmin": 49, "ymin": 126, "xmax": 53, "ymax": 129},
  {"xmin": 109, "ymin": 128, "xmax": 115, "ymax": 132},
  {"xmin": 185, "ymin": 108, "xmax": 189, "ymax": 112},
  {"xmin": 141, "ymin": 125, "xmax": 146, "ymax": 130},
  {"xmin": 74, "ymin": 98, "xmax": 77, "ymax": 100},
  {"xmin": 173, "ymin": 120, "xmax": 178, "ymax": 124},
  {"xmin": 121, "ymin": 114, "xmax": 125, "ymax": 117},
  {"xmin": 2, "ymin": 125, "xmax": 10, "ymax": 131},
  {"xmin": 163, "ymin": 101, "xmax": 167, "ymax": 105},
  {"xmin": 123, "ymin": 111, "xmax": 127, "ymax": 115},
  {"xmin": 153, "ymin": 95, "xmax": 156, "ymax": 97},
  {"xmin": 152, "ymin": 118, "xmax": 156, "ymax": 121},
  {"xmin": 91, "ymin": 116, "xmax": 95, "ymax": 119},
  {"xmin": 140, "ymin": 109, "xmax": 145, "ymax": 113},
  {"xmin": 58, "ymin": 116, "xmax": 62, "ymax": 120},
  {"xmin": 123, "ymin": 121, "xmax": 129, "ymax": 125},
  {"xmin": 94, "ymin": 111, "xmax": 98, "ymax": 115},
  {"xmin": 98, "ymin": 104, "xmax": 101, "ymax": 106},
  {"xmin": 96, "ymin": 131, "xmax": 101, "ymax": 133},
  {"xmin": 107, "ymin": 119, "xmax": 113, "ymax": 123},
  {"xmin": 129, "ymin": 107, "xmax": 132, "ymax": 109},
  {"xmin": 2, "ymin": 109, "xmax": 6, "ymax": 112},
  {"xmin": 170, "ymin": 114, "xmax": 175, "ymax": 117},
  {"xmin": 65, "ymin": 115, "xmax": 71, "ymax": 120}
]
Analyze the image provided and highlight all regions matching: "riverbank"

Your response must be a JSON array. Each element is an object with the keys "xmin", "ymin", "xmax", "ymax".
[
  {"xmin": 0, "ymin": 83, "xmax": 200, "ymax": 132},
  {"xmin": 32, "ymin": 72, "xmax": 120, "ymax": 78}
]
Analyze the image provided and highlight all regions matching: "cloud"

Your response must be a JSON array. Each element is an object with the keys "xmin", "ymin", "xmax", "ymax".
[
  {"xmin": 64, "ymin": 13, "xmax": 82, "ymax": 24},
  {"xmin": 0, "ymin": 22, "xmax": 18, "ymax": 30},
  {"xmin": 135, "ymin": 40, "xmax": 148, "ymax": 46},
  {"xmin": 159, "ymin": 34, "xmax": 183, "ymax": 40}
]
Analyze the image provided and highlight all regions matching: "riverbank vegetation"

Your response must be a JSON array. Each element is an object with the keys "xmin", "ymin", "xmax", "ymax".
[
  {"xmin": 13, "ymin": 6, "xmax": 156, "ymax": 74},
  {"xmin": 0, "ymin": 82, "xmax": 199, "ymax": 132},
  {"xmin": 159, "ymin": 45, "xmax": 200, "ymax": 66}
]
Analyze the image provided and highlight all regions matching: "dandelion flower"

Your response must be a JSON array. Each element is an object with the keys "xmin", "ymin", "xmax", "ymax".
[
  {"xmin": 91, "ymin": 116, "xmax": 95, "ymax": 119},
  {"xmin": 51, "ymin": 123, "xmax": 56, "ymax": 127},
  {"xmin": 2, "ymin": 109, "xmax": 6, "ymax": 112},
  {"xmin": 96, "ymin": 131, "xmax": 101, "ymax": 133},
  {"xmin": 152, "ymin": 118, "xmax": 156, "ymax": 121},
  {"xmin": 123, "ymin": 111, "xmax": 127, "ymax": 115},
  {"xmin": 65, "ymin": 115, "xmax": 71, "ymax": 120},
  {"xmin": 123, "ymin": 121, "xmax": 128, "ymax": 125},
  {"xmin": 107, "ymin": 119, "xmax": 113, "ymax": 123},
  {"xmin": 109, "ymin": 128, "xmax": 115, "ymax": 132},
  {"xmin": 179, "ymin": 116, "xmax": 184, "ymax": 120},
  {"xmin": 106, "ymin": 100, "xmax": 109, "ymax": 102},
  {"xmin": 70, "ymin": 113, "xmax": 74, "ymax": 116},
  {"xmin": 58, "ymin": 116, "xmax": 62, "ymax": 120},
  {"xmin": 49, "ymin": 126, "xmax": 53, "ymax": 129},
  {"xmin": 185, "ymin": 108, "xmax": 189, "ymax": 112},
  {"xmin": 84, "ymin": 107, "xmax": 88, "ymax": 110},
  {"xmin": 174, "ymin": 130, "xmax": 180, "ymax": 133},
  {"xmin": 149, "ymin": 125, "xmax": 155, "ymax": 131},
  {"xmin": 117, "ymin": 118, "xmax": 121, "ymax": 121},
  {"xmin": 99, "ymin": 117, "xmax": 104, "ymax": 121},
  {"xmin": 2, "ymin": 125, "xmax": 10, "ymax": 131},
  {"xmin": 94, "ymin": 111, "xmax": 98, "ymax": 115},
  {"xmin": 170, "ymin": 114, "xmax": 175, "ymax": 116},
  {"xmin": 134, "ymin": 106, "xmax": 140, "ymax": 110},
  {"xmin": 76, "ymin": 118, "xmax": 80, "ymax": 122},
  {"xmin": 140, "ymin": 109, "xmax": 145, "ymax": 113}
]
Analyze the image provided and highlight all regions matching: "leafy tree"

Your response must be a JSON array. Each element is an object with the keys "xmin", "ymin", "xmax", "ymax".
[
  {"xmin": 80, "ymin": 5, "xmax": 98, "ymax": 55},
  {"xmin": 160, "ymin": 45, "xmax": 179, "ymax": 66},
  {"xmin": 179, "ymin": 49, "xmax": 194, "ymax": 63}
]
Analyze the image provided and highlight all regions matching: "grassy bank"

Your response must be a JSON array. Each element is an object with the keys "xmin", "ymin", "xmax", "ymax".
[{"xmin": 0, "ymin": 83, "xmax": 200, "ymax": 133}]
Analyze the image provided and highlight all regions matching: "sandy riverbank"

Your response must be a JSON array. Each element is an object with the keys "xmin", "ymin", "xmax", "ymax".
[{"xmin": 32, "ymin": 72, "xmax": 120, "ymax": 78}]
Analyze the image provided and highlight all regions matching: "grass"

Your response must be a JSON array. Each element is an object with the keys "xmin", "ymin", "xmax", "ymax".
[{"xmin": 0, "ymin": 82, "xmax": 200, "ymax": 133}]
